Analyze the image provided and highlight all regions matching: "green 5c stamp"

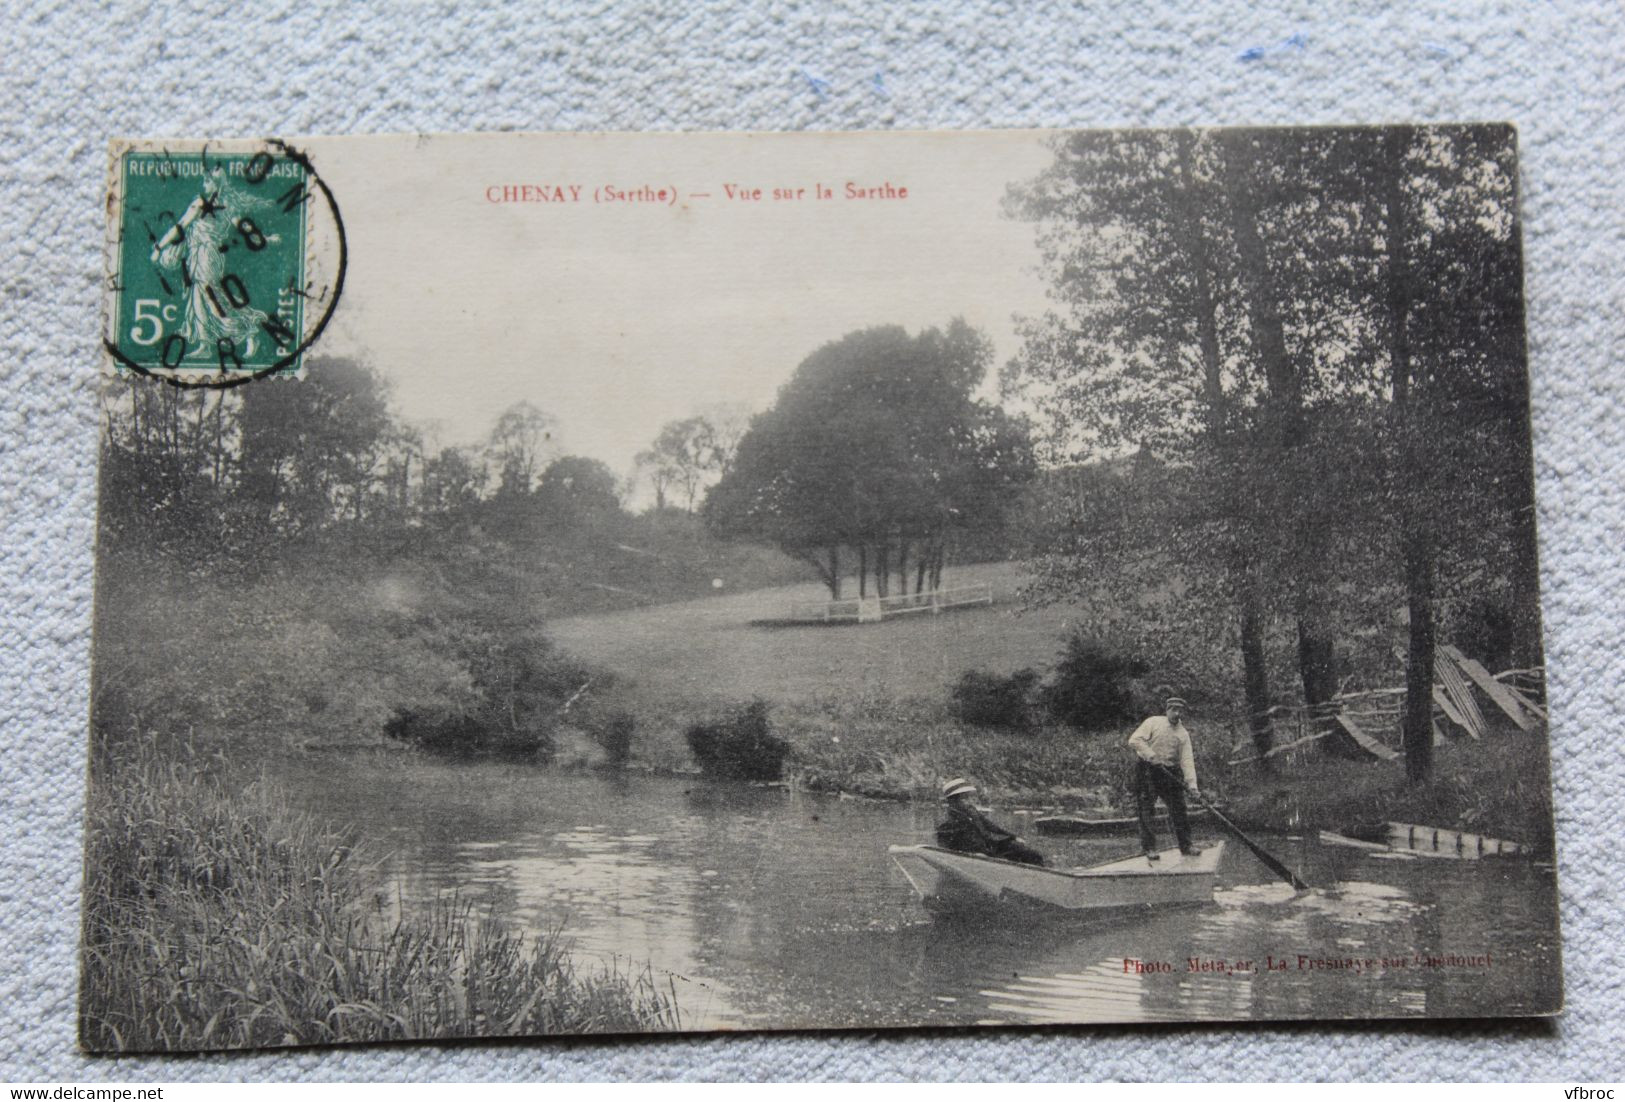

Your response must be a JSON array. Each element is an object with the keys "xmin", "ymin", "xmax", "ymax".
[{"xmin": 103, "ymin": 139, "xmax": 345, "ymax": 386}]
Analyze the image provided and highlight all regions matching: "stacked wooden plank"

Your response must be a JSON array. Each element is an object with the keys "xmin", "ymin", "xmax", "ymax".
[
  {"xmin": 1431, "ymin": 646, "xmax": 1488, "ymax": 739},
  {"xmin": 1494, "ymin": 666, "xmax": 1548, "ymax": 720},
  {"xmin": 1331, "ymin": 713, "xmax": 1401, "ymax": 761},
  {"xmin": 1226, "ymin": 649, "xmax": 1544, "ymax": 765},
  {"xmin": 1440, "ymin": 645, "xmax": 1539, "ymax": 731}
]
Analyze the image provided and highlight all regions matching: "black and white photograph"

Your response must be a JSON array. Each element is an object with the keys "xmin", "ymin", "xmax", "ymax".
[{"xmin": 84, "ymin": 125, "xmax": 1559, "ymax": 1052}]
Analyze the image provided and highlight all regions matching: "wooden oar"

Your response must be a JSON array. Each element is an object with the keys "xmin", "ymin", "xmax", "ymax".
[{"xmin": 1161, "ymin": 765, "xmax": 1310, "ymax": 891}]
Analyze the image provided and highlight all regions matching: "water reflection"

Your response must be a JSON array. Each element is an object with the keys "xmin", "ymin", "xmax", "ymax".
[{"xmin": 278, "ymin": 754, "xmax": 1560, "ymax": 1030}]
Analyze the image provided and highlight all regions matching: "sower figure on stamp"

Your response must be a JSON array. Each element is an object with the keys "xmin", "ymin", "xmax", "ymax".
[
  {"xmin": 1126, "ymin": 695, "xmax": 1203, "ymax": 861},
  {"xmin": 935, "ymin": 778, "xmax": 1045, "ymax": 866},
  {"xmin": 149, "ymin": 167, "xmax": 280, "ymax": 358}
]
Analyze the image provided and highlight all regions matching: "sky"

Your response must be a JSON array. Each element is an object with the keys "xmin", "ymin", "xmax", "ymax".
[{"xmin": 305, "ymin": 129, "xmax": 1057, "ymax": 487}]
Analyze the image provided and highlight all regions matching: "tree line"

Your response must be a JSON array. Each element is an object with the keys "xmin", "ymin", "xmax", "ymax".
[
  {"xmin": 1003, "ymin": 125, "xmax": 1539, "ymax": 779},
  {"xmin": 95, "ymin": 362, "xmax": 808, "ymax": 757},
  {"xmin": 99, "ymin": 364, "xmax": 766, "ymax": 567}
]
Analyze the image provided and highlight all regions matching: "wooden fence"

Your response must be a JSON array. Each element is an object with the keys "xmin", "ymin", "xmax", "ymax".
[
  {"xmin": 1227, "ymin": 653, "xmax": 1546, "ymax": 767},
  {"xmin": 786, "ymin": 582, "xmax": 994, "ymax": 624}
]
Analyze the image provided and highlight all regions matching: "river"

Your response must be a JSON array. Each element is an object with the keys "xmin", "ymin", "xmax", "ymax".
[{"xmin": 277, "ymin": 754, "xmax": 1562, "ymax": 1031}]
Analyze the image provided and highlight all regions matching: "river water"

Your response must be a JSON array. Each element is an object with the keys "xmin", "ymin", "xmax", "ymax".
[{"xmin": 277, "ymin": 754, "xmax": 1562, "ymax": 1030}]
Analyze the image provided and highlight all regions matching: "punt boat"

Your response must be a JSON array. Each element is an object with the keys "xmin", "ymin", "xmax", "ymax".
[
  {"xmin": 1033, "ymin": 808, "xmax": 1214, "ymax": 837},
  {"xmin": 889, "ymin": 841, "xmax": 1226, "ymax": 921},
  {"xmin": 1320, "ymin": 821, "xmax": 1527, "ymax": 859}
]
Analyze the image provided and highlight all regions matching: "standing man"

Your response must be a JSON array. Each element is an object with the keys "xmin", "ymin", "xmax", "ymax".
[
  {"xmin": 1126, "ymin": 695, "xmax": 1202, "ymax": 860},
  {"xmin": 935, "ymin": 778, "xmax": 1045, "ymax": 866}
]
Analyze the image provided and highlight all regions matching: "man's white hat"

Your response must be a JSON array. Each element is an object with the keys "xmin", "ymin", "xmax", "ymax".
[
  {"xmin": 1165, "ymin": 696, "xmax": 1187, "ymax": 708},
  {"xmin": 941, "ymin": 777, "xmax": 977, "ymax": 799}
]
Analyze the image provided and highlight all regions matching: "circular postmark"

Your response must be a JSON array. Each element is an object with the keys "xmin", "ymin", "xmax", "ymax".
[{"xmin": 102, "ymin": 138, "xmax": 346, "ymax": 389}]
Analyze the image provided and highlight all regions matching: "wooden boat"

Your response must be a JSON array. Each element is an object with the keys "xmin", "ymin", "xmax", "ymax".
[
  {"xmin": 889, "ymin": 841, "xmax": 1226, "ymax": 920},
  {"xmin": 1034, "ymin": 808, "xmax": 1213, "ymax": 837},
  {"xmin": 1320, "ymin": 822, "xmax": 1527, "ymax": 859},
  {"xmin": 1383, "ymin": 820, "xmax": 1526, "ymax": 856},
  {"xmin": 1317, "ymin": 830, "xmax": 1420, "ymax": 860}
]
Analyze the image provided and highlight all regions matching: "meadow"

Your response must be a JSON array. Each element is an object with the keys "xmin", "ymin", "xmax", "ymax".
[
  {"xmin": 548, "ymin": 560, "xmax": 1555, "ymax": 848},
  {"xmin": 547, "ymin": 559, "xmax": 1160, "ymax": 799},
  {"xmin": 548, "ymin": 560, "xmax": 1083, "ymax": 709}
]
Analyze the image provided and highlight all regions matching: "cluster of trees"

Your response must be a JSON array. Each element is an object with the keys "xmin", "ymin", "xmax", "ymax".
[
  {"xmin": 94, "ymin": 365, "xmax": 607, "ymax": 756},
  {"xmin": 1004, "ymin": 125, "xmax": 1539, "ymax": 780},
  {"xmin": 705, "ymin": 321, "xmax": 1035, "ymax": 599},
  {"xmin": 98, "ymin": 362, "xmax": 632, "ymax": 564},
  {"xmin": 93, "ymin": 362, "xmax": 799, "ymax": 758}
]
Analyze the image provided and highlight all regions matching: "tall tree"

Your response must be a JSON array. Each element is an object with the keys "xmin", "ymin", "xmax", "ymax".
[
  {"xmin": 633, "ymin": 446, "xmax": 677, "ymax": 512},
  {"xmin": 639, "ymin": 416, "xmax": 715, "ymax": 512},
  {"xmin": 487, "ymin": 401, "xmax": 556, "ymax": 496},
  {"xmin": 98, "ymin": 383, "xmax": 239, "ymax": 560},
  {"xmin": 1218, "ymin": 128, "xmax": 1366, "ymax": 729},
  {"xmin": 635, "ymin": 408, "xmax": 753, "ymax": 513},
  {"xmin": 696, "ymin": 403, "xmax": 753, "ymax": 479},
  {"xmin": 1379, "ymin": 125, "xmax": 1436, "ymax": 780},
  {"xmin": 707, "ymin": 321, "xmax": 1033, "ymax": 599},
  {"xmin": 1370, "ymin": 125, "xmax": 1534, "ymax": 777},
  {"xmin": 236, "ymin": 357, "xmax": 394, "ymax": 536},
  {"xmin": 1005, "ymin": 129, "xmax": 1285, "ymax": 756},
  {"xmin": 420, "ymin": 445, "xmax": 487, "ymax": 519}
]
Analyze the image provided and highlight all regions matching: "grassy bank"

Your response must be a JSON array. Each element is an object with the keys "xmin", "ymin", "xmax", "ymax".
[
  {"xmin": 1223, "ymin": 731, "xmax": 1555, "ymax": 850},
  {"xmin": 771, "ymin": 703, "xmax": 1555, "ymax": 850},
  {"xmin": 80, "ymin": 734, "xmax": 678, "ymax": 1052},
  {"xmin": 785, "ymin": 709, "xmax": 1154, "ymax": 808},
  {"xmin": 614, "ymin": 688, "xmax": 1553, "ymax": 853},
  {"xmin": 545, "ymin": 566, "xmax": 1554, "ymax": 850},
  {"xmin": 618, "ymin": 690, "xmax": 1226, "ymax": 809}
]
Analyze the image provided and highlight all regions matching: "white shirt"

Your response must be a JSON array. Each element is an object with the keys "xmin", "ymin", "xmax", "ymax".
[{"xmin": 1127, "ymin": 715, "xmax": 1198, "ymax": 790}]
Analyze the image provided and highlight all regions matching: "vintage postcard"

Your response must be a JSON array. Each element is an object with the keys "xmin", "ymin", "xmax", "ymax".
[{"xmin": 86, "ymin": 126, "xmax": 1559, "ymax": 1052}]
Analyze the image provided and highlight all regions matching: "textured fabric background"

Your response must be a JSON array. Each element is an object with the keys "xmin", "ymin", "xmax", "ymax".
[{"xmin": 3, "ymin": 0, "xmax": 1620, "ymax": 1082}]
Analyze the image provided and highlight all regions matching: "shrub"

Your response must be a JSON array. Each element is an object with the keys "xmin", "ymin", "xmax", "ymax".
[
  {"xmin": 951, "ymin": 668, "xmax": 1040, "ymax": 730},
  {"xmin": 386, "ymin": 619, "xmax": 592, "ymax": 759},
  {"xmin": 1041, "ymin": 633, "xmax": 1148, "ymax": 731},
  {"xmin": 685, "ymin": 701, "xmax": 790, "ymax": 781},
  {"xmin": 594, "ymin": 711, "xmax": 637, "ymax": 766}
]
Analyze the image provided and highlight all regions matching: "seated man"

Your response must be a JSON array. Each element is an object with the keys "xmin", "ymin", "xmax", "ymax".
[{"xmin": 935, "ymin": 778, "xmax": 1045, "ymax": 866}]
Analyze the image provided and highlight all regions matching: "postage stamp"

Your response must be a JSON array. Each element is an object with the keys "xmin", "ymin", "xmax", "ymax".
[{"xmin": 102, "ymin": 139, "xmax": 345, "ymax": 385}]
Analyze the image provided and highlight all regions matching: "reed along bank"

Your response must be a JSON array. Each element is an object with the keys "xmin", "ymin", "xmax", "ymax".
[{"xmin": 79, "ymin": 732, "xmax": 678, "ymax": 1052}]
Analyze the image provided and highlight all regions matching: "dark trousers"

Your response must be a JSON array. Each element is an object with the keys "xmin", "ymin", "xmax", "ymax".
[{"xmin": 1135, "ymin": 760, "xmax": 1193, "ymax": 853}]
